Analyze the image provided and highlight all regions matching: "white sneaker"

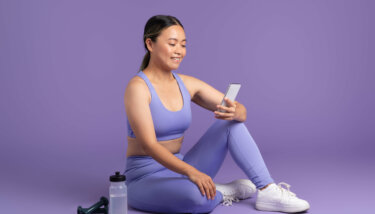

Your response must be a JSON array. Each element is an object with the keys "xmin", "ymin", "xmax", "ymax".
[
  {"xmin": 215, "ymin": 179, "xmax": 257, "ymax": 206},
  {"xmin": 256, "ymin": 182, "xmax": 310, "ymax": 213}
]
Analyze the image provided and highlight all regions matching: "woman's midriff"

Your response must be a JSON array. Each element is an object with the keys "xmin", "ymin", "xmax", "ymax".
[{"xmin": 126, "ymin": 136, "xmax": 183, "ymax": 157}]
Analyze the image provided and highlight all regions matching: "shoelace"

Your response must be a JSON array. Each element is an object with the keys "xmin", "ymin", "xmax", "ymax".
[
  {"xmin": 277, "ymin": 182, "xmax": 296, "ymax": 198},
  {"xmin": 221, "ymin": 194, "xmax": 240, "ymax": 206}
]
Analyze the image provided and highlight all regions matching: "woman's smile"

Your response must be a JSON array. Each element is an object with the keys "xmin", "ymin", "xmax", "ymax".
[{"xmin": 171, "ymin": 57, "xmax": 181, "ymax": 63}]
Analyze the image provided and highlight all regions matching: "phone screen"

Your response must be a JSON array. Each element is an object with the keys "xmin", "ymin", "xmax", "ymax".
[{"xmin": 218, "ymin": 83, "xmax": 241, "ymax": 112}]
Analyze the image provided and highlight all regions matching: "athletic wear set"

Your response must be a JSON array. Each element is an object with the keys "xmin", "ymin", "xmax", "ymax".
[{"xmin": 124, "ymin": 70, "xmax": 275, "ymax": 213}]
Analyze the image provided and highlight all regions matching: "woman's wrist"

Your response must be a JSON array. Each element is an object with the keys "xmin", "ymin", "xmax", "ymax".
[{"xmin": 183, "ymin": 164, "xmax": 198, "ymax": 176}]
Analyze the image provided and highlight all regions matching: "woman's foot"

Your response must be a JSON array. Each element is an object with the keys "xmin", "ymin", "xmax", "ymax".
[
  {"xmin": 215, "ymin": 179, "xmax": 257, "ymax": 206},
  {"xmin": 255, "ymin": 182, "xmax": 310, "ymax": 213}
]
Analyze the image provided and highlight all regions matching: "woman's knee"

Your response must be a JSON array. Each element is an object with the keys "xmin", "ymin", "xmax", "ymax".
[
  {"xmin": 217, "ymin": 119, "xmax": 246, "ymax": 132},
  {"xmin": 212, "ymin": 119, "xmax": 241, "ymax": 130}
]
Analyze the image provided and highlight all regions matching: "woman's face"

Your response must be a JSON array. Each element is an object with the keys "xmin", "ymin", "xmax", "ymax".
[{"xmin": 147, "ymin": 25, "xmax": 186, "ymax": 71}]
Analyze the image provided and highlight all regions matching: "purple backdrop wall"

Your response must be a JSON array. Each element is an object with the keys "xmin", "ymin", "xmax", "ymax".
[{"xmin": 1, "ymin": 0, "xmax": 374, "ymax": 213}]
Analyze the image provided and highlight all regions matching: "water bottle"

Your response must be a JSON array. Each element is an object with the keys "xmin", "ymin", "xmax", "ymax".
[{"xmin": 109, "ymin": 171, "xmax": 127, "ymax": 214}]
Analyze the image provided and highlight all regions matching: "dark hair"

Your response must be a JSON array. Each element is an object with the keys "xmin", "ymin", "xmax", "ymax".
[{"xmin": 138, "ymin": 15, "xmax": 184, "ymax": 72}]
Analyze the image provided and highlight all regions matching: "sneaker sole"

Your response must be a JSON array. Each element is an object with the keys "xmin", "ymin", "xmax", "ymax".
[{"xmin": 255, "ymin": 202, "xmax": 310, "ymax": 213}]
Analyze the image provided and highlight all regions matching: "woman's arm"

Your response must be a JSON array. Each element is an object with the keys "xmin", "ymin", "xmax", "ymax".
[
  {"xmin": 181, "ymin": 74, "xmax": 247, "ymax": 122},
  {"xmin": 125, "ymin": 78, "xmax": 216, "ymax": 199}
]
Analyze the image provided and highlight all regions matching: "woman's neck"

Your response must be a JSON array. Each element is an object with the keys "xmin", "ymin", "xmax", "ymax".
[{"xmin": 143, "ymin": 65, "xmax": 174, "ymax": 83}]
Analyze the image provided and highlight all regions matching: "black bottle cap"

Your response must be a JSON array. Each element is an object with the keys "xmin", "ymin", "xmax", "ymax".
[{"xmin": 110, "ymin": 171, "xmax": 126, "ymax": 182}]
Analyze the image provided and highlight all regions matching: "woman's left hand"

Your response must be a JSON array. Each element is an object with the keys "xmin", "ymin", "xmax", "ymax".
[{"xmin": 214, "ymin": 97, "xmax": 237, "ymax": 121}]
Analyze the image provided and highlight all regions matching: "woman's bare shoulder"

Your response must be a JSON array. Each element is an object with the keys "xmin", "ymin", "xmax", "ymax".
[
  {"xmin": 179, "ymin": 73, "xmax": 207, "ymax": 89},
  {"xmin": 125, "ymin": 75, "xmax": 150, "ymax": 102},
  {"xmin": 178, "ymin": 73, "xmax": 196, "ymax": 81},
  {"xmin": 178, "ymin": 73, "xmax": 207, "ymax": 93},
  {"xmin": 177, "ymin": 73, "xmax": 201, "ymax": 98}
]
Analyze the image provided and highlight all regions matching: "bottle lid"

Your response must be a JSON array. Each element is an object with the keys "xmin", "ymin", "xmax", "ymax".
[{"xmin": 110, "ymin": 171, "xmax": 126, "ymax": 182}]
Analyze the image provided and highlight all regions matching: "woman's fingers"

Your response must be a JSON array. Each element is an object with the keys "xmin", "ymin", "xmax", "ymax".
[
  {"xmin": 217, "ymin": 98, "xmax": 236, "ymax": 110},
  {"xmin": 210, "ymin": 180, "xmax": 216, "ymax": 198},
  {"xmin": 198, "ymin": 182, "xmax": 206, "ymax": 197},
  {"xmin": 205, "ymin": 181, "xmax": 213, "ymax": 199},
  {"xmin": 203, "ymin": 182, "xmax": 212, "ymax": 200},
  {"xmin": 214, "ymin": 111, "xmax": 234, "ymax": 118},
  {"xmin": 215, "ymin": 105, "xmax": 235, "ymax": 113},
  {"xmin": 224, "ymin": 97, "xmax": 235, "ymax": 106},
  {"xmin": 204, "ymin": 179, "xmax": 216, "ymax": 200},
  {"xmin": 209, "ymin": 183, "xmax": 215, "ymax": 199},
  {"xmin": 214, "ymin": 104, "xmax": 235, "ymax": 120},
  {"xmin": 215, "ymin": 110, "xmax": 233, "ymax": 116},
  {"xmin": 199, "ymin": 179, "xmax": 213, "ymax": 200},
  {"xmin": 211, "ymin": 180, "xmax": 217, "ymax": 198},
  {"xmin": 199, "ymin": 180, "xmax": 212, "ymax": 199},
  {"xmin": 189, "ymin": 171, "xmax": 217, "ymax": 200}
]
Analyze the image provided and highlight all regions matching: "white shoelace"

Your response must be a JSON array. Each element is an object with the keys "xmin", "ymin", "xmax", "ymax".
[
  {"xmin": 277, "ymin": 182, "xmax": 296, "ymax": 197},
  {"xmin": 220, "ymin": 182, "xmax": 295, "ymax": 206},
  {"xmin": 221, "ymin": 194, "xmax": 240, "ymax": 206}
]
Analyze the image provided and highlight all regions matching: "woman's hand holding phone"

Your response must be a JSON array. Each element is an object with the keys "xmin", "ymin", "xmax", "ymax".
[
  {"xmin": 214, "ymin": 83, "xmax": 241, "ymax": 121},
  {"xmin": 214, "ymin": 97, "xmax": 237, "ymax": 120}
]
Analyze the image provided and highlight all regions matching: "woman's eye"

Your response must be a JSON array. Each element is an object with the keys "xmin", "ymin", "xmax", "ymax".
[{"xmin": 169, "ymin": 44, "xmax": 186, "ymax": 48}]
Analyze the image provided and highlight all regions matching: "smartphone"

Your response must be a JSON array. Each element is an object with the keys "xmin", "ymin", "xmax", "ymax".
[{"xmin": 218, "ymin": 83, "xmax": 241, "ymax": 112}]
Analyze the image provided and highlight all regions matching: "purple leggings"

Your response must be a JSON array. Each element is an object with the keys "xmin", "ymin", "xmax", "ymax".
[{"xmin": 124, "ymin": 119, "xmax": 274, "ymax": 213}]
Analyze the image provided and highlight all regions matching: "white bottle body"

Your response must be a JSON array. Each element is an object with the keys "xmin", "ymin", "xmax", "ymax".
[{"xmin": 109, "ymin": 181, "xmax": 127, "ymax": 214}]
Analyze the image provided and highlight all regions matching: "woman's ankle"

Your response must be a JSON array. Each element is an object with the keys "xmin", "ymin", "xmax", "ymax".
[{"xmin": 259, "ymin": 183, "xmax": 274, "ymax": 191}]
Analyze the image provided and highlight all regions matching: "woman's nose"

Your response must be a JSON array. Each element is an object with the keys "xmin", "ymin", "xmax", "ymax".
[{"xmin": 175, "ymin": 45, "xmax": 184, "ymax": 54}]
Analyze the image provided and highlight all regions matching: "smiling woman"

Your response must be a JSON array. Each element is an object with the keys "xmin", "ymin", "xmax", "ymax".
[
  {"xmin": 123, "ymin": 14, "xmax": 310, "ymax": 213},
  {"xmin": 139, "ymin": 15, "xmax": 186, "ymax": 73}
]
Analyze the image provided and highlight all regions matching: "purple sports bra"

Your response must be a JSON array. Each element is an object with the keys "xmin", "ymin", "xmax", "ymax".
[{"xmin": 126, "ymin": 70, "xmax": 192, "ymax": 141}]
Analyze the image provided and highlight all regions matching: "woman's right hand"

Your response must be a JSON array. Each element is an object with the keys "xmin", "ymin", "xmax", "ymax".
[{"xmin": 187, "ymin": 168, "xmax": 216, "ymax": 200}]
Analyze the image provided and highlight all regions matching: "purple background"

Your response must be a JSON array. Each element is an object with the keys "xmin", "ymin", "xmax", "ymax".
[{"xmin": 1, "ymin": 0, "xmax": 374, "ymax": 213}]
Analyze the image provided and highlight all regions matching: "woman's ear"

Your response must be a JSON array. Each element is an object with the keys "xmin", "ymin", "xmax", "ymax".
[{"xmin": 145, "ymin": 38, "xmax": 153, "ymax": 53}]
